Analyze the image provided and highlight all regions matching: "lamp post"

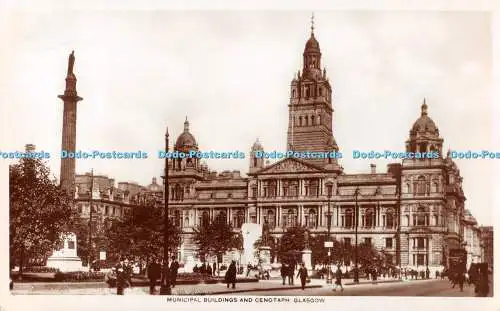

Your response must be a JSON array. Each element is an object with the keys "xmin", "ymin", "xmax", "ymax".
[
  {"xmin": 353, "ymin": 187, "xmax": 360, "ymax": 284},
  {"xmin": 88, "ymin": 168, "xmax": 94, "ymax": 272},
  {"xmin": 395, "ymin": 186, "xmax": 402, "ymax": 279},
  {"xmin": 160, "ymin": 127, "xmax": 171, "ymax": 295},
  {"xmin": 325, "ymin": 182, "xmax": 333, "ymax": 284}
]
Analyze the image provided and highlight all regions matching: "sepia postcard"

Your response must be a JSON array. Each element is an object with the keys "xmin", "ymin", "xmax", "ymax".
[{"xmin": 1, "ymin": 2, "xmax": 498, "ymax": 311}]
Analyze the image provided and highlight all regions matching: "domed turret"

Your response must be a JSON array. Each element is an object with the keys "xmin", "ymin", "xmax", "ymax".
[
  {"xmin": 147, "ymin": 177, "xmax": 161, "ymax": 192},
  {"xmin": 410, "ymin": 100, "xmax": 439, "ymax": 135},
  {"xmin": 251, "ymin": 138, "xmax": 264, "ymax": 151},
  {"xmin": 405, "ymin": 98, "xmax": 444, "ymax": 156},
  {"xmin": 175, "ymin": 117, "xmax": 198, "ymax": 152},
  {"xmin": 304, "ymin": 34, "xmax": 320, "ymax": 54}
]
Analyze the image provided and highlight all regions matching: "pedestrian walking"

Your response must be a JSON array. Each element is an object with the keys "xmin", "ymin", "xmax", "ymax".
[
  {"xmin": 225, "ymin": 260, "xmax": 237, "ymax": 289},
  {"xmin": 333, "ymin": 266, "xmax": 344, "ymax": 291},
  {"xmin": 169, "ymin": 256, "xmax": 179, "ymax": 288},
  {"xmin": 213, "ymin": 262, "xmax": 217, "ymax": 276},
  {"xmin": 296, "ymin": 263, "xmax": 308, "ymax": 290},
  {"xmin": 147, "ymin": 257, "xmax": 161, "ymax": 294},
  {"xmin": 115, "ymin": 257, "xmax": 129, "ymax": 295},
  {"xmin": 280, "ymin": 263, "xmax": 288, "ymax": 285},
  {"xmin": 287, "ymin": 261, "xmax": 295, "ymax": 285}
]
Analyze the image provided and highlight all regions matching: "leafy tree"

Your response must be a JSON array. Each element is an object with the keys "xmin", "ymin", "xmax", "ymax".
[
  {"xmin": 9, "ymin": 158, "xmax": 76, "ymax": 278},
  {"xmin": 310, "ymin": 234, "xmax": 343, "ymax": 266},
  {"xmin": 104, "ymin": 205, "xmax": 181, "ymax": 263},
  {"xmin": 277, "ymin": 226, "xmax": 308, "ymax": 264},
  {"xmin": 357, "ymin": 241, "xmax": 378, "ymax": 268},
  {"xmin": 192, "ymin": 213, "xmax": 241, "ymax": 265},
  {"xmin": 70, "ymin": 219, "xmax": 107, "ymax": 267}
]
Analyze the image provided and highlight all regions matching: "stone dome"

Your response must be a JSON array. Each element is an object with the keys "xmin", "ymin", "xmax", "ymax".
[
  {"xmin": 251, "ymin": 138, "xmax": 263, "ymax": 151},
  {"xmin": 411, "ymin": 101, "xmax": 439, "ymax": 134},
  {"xmin": 147, "ymin": 177, "xmax": 161, "ymax": 192},
  {"xmin": 175, "ymin": 118, "xmax": 198, "ymax": 151},
  {"xmin": 304, "ymin": 34, "xmax": 320, "ymax": 54}
]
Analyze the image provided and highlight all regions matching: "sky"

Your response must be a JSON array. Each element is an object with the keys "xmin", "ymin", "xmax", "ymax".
[{"xmin": 0, "ymin": 10, "xmax": 494, "ymax": 226}]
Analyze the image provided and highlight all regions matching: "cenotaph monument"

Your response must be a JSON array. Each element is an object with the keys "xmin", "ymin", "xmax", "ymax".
[{"xmin": 46, "ymin": 232, "xmax": 84, "ymax": 272}]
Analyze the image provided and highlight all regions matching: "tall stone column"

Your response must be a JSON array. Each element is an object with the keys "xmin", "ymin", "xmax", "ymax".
[{"xmin": 58, "ymin": 51, "xmax": 83, "ymax": 196}]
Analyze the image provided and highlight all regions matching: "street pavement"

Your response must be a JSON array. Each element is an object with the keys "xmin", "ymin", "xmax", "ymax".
[
  {"xmin": 10, "ymin": 278, "xmax": 484, "ymax": 296},
  {"xmin": 223, "ymin": 279, "xmax": 479, "ymax": 296}
]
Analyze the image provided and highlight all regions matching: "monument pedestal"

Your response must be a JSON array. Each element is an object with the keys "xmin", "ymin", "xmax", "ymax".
[
  {"xmin": 46, "ymin": 233, "xmax": 84, "ymax": 272},
  {"xmin": 259, "ymin": 246, "xmax": 271, "ymax": 266},
  {"xmin": 301, "ymin": 249, "xmax": 312, "ymax": 271}
]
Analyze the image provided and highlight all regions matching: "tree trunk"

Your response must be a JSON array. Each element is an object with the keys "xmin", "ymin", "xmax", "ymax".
[{"xmin": 19, "ymin": 246, "xmax": 24, "ymax": 281}]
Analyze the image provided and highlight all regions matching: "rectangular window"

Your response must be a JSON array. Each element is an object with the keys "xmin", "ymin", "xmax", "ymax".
[
  {"xmin": 250, "ymin": 215, "xmax": 257, "ymax": 224},
  {"xmin": 417, "ymin": 254, "xmax": 425, "ymax": 265},
  {"xmin": 385, "ymin": 238, "xmax": 393, "ymax": 248},
  {"xmin": 364, "ymin": 238, "xmax": 372, "ymax": 245},
  {"xmin": 252, "ymin": 188, "xmax": 257, "ymax": 198},
  {"xmin": 417, "ymin": 237, "xmax": 425, "ymax": 249},
  {"xmin": 344, "ymin": 237, "xmax": 351, "ymax": 245}
]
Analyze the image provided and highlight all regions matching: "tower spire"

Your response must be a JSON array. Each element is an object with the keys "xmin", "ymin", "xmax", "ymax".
[
  {"xmin": 311, "ymin": 12, "xmax": 315, "ymax": 35},
  {"xmin": 421, "ymin": 97, "xmax": 428, "ymax": 116},
  {"xmin": 184, "ymin": 116, "xmax": 189, "ymax": 132}
]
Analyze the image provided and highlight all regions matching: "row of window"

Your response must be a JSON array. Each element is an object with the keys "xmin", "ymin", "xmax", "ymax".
[
  {"xmin": 294, "ymin": 114, "xmax": 322, "ymax": 127},
  {"xmin": 259, "ymin": 180, "xmax": 321, "ymax": 198},
  {"xmin": 78, "ymin": 204, "xmax": 127, "ymax": 217},
  {"xmin": 291, "ymin": 83, "xmax": 331, "ymax": 100},
  {"xmin": 403, "ymin": 176, "xmax": 441, "ymax": 195}
]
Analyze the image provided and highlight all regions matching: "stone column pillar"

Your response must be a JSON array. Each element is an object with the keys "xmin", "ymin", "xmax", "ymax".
[{"xmin": 301, "ymin": 249, "xmax": 312, "ymax": 270}]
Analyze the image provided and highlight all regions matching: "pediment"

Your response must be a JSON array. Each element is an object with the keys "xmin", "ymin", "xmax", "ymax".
[{"xmin": 256, "ymin": 158, "xmax": 324, "ymax": 175}]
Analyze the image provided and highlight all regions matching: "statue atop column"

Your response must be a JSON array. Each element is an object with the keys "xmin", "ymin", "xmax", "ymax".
[
  {"xmin": 67, "ymin": 50, "xmax": 75, "ymax": 76},
  {"xmin": 304, "ymin": 230, "xmax": 310, "ymax": 249}
]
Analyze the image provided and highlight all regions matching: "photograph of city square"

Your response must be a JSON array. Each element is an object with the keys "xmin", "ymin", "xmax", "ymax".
[{"xmin": 4, "ymin": 10, "xmax": 495, "ymax": 299}]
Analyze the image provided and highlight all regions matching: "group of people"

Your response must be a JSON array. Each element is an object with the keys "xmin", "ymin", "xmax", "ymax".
[
  {"xmin": 193, "ymin": 262, "xmax": 217, "ymax": 276},
  {"xmin": 279, "ymin": 262, "xmax": 311, "ymax": 290},
  {"xmin": 145, "ymin": 256, "xmax": 179, "ymax": 295}
]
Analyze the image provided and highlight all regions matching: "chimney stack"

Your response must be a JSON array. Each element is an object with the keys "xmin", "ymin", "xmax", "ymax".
[{"xmin": 370, "ymin": 163, "xmax": 376, "ymax": 174}]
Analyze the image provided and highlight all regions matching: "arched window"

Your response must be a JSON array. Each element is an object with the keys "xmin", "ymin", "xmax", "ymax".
[
  {"xmin": 311, "ymin": 115, "xmax": 315, "ymax": 126},
  {"xmin": 306, "ymin": 209, "xmax": 317, "ymax": 228},
  {"xmin": 184, "ymin": 217, "xmax": 189, "ymax": 227},
  {"xmin": 285, "ymin": 209, "xmax": 297, "ymax": 228},
  {"xmin": 309, "ymin": 180, "xmax": 319, "ymax": 196},
  {"xmin": 253, "ymin": 157, "xmax": 257, "ymax": 167},
  {"xmin": 413, "ymin": 206, "xmax": 429, "ymax": 226},
  {"xmin": 267, "ymin": 209, "xmax": 275, "ymax": 228},
  {"xmin": 319, "ymin": 87, "xmax": 323, "ymax": 96},
  {"xmin": 201, "ymin": 211, "xmax": 209, "ymax": 227},
  {"xmin": 344, "ymin": 209, "xmax": 354, "ymax": 228},
  {"xmin": 416, "ymin": 176, "xmax": 426, "ymax": 195},
  {"xmin": 299, "ymin": 116, "xmax": 303, "ymax": 126},
  {"xmin": 419, "ymin": 142, "xmax": 427, "ymax": 153},
  {"xmin": 305, "ymin": 116, "xmax": 309, "ymax": 126},
  {"xmin": 404, "ymin": 182, "xmax": 411, "ymax": 194},
  {"xmin": 364, "ymin": 208, "xmax": 375, "ymax": 227},
  {"xmin": 317, "ymin": 115, "xmax": 321, "ymax": 125},
  {"xmin": 292, "ymin": 89, "xmax": 296, "ymax": 98},
  {"xmin": 268, "ymin": 180, "xmax": 277, "ymax": 197},
  {"xmin": 186, "ymin": 158, "xmax": 193, "ymax": 167},
  {"xmin": 174, "ymin": 210, "xmax": 181, "ymax": 227},
  {"xmin": 217, "ymin": 211, "xmax": 227, "ymax": 224}
]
